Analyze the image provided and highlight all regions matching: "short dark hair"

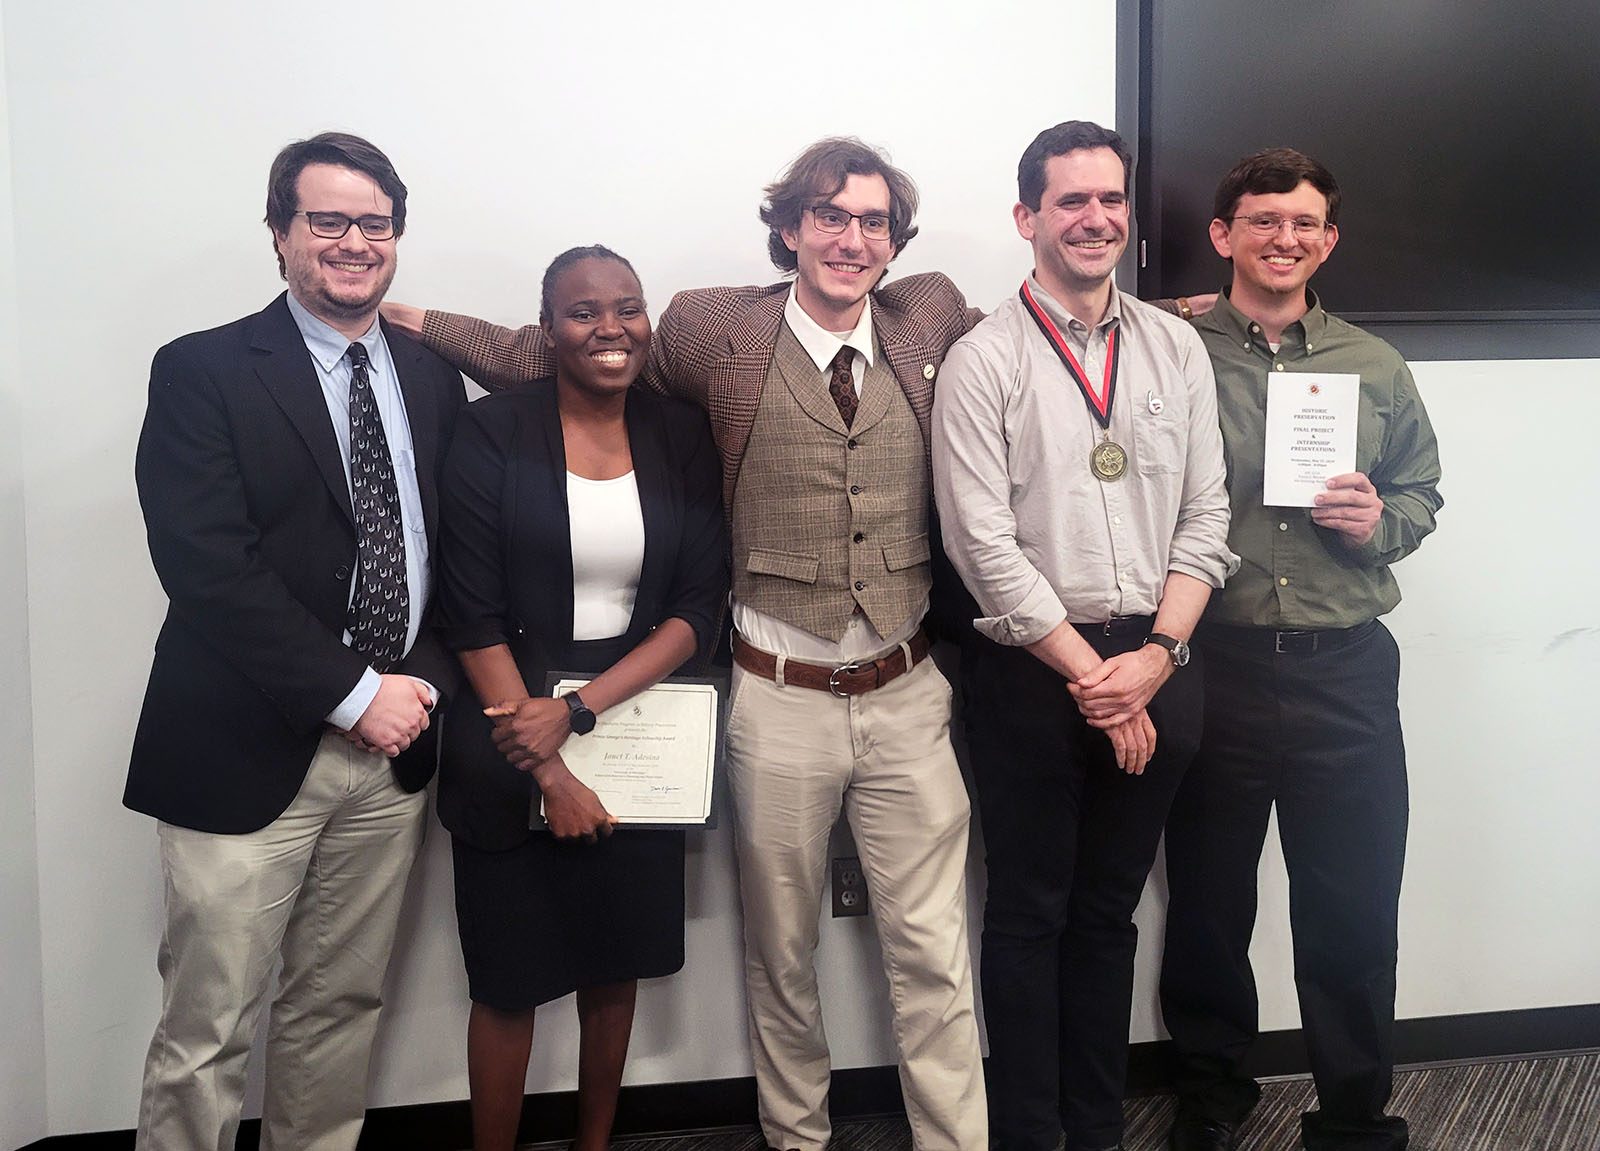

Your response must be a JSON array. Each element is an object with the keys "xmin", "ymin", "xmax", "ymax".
[
  {"xmin": 264, "ymin": 132, "xmax": 408, "ymax": 279},
  {"xmin": 539, "ymin": 245, "xmax": 642, "ymax": 327},
  {"xmin": 1017, "ymin": 121, "xmax": 1133, "ymax": 210},
  {"xmin": 1212, "ymin": 147, "xmax": 1341, "ymax": 226},
  {"xmin": 758, "ymin": 137, "xmax": 920, "ymax": 273}
]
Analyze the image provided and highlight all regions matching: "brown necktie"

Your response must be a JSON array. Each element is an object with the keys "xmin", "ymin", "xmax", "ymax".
[{"xmin": 828, "ymin": 346, "xmax": 858, "ymax": 427}]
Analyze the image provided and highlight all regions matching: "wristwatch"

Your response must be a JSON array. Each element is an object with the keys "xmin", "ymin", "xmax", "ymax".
[
  {"xmin": 1144, "ymin": 632, "xmax": 1191, "ymax": 668},
  {"xmin": 563, "ymin": 691, "xmax": 597, "ymax": 735}
]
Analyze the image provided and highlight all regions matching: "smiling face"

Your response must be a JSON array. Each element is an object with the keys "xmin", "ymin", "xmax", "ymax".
[
  {"xmin": 274, "ymin": 163, "xmax": 397, "ymax": 338},
  {"xmin": 1211, "ymin": 180, "xmax": 1339, "ymax": 312},
  {"xmin": 781, "ymin": 172, "xmax": 894, "ymax": 331},
  {"xmin": 1013, "ymin": 147, "xmax": 1130, "ymax": 303},
  {"xmin": 545, "ymin": 257, "xmax": 651, "ymax": 400}
]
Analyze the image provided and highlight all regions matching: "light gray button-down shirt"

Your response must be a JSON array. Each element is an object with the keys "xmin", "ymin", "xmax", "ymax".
[{"xmin": 932, "ymin": 276, "xmax": 1237, "ymax": 646}]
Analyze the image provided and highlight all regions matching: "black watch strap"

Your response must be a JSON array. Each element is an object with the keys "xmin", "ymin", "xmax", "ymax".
[{"xmin": 564, "ymin": 691, "xmax": 597, "ymax": 734}]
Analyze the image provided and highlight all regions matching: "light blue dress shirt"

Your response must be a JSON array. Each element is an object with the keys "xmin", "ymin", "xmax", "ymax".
[{"xmin": 285, "ymin": 293, "xmax": 433, "ymax": 730}]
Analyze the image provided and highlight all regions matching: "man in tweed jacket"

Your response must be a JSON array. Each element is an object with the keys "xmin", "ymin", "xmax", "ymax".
[{"xmin": 390, "ymin": 138, "xmax": 986, "ymax": 1151}]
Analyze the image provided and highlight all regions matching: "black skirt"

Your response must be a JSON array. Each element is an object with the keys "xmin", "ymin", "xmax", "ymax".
[{"xmin": 450, "ymin": 635, "xmax": 686, "ymax": 1011}]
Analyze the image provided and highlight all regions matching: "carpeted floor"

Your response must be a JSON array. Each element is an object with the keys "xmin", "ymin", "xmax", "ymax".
[{"xmin": 554, "ymin": 1052, "xmax": 1600, "ymax": 1151}]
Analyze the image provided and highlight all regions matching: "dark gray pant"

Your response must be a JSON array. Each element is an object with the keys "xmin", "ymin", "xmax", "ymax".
[
  {"xmin": 1160, "ymin": 619, "xmax": 1409, "ymax": 1151},
  {"xmin": 966, "ymin": 620, "xmax": 1203, "ymax": 1151}
]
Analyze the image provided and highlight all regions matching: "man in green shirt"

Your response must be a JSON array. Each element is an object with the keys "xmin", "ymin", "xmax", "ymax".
[{"xmin": 1158, "ymin": 149, "xmax": 1442, "ymax": 1151}]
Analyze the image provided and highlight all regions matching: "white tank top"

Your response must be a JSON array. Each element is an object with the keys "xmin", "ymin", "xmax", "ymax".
[{"xmin": 566, "ymin": 470, "xmax": 644, "ymax": 641}]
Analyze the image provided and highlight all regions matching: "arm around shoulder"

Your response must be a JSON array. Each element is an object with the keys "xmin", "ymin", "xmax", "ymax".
[{"xmin": 414, "ymin": 307, "xmax": 556, "ymax": 391}]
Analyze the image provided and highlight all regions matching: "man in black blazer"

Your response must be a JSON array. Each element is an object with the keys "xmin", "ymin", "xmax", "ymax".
[{"xmin": 125, "ymin": 132, "xmax": 464, "ymax": 1151}]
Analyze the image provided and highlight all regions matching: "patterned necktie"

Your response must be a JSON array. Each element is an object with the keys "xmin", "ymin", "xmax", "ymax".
[
  {"xmin": 828, "ymin": 345, "xmax": 858, "ymax": 428},
  {"xmin": 344, "ymin": 342, "xmax": 409, "ymax": 673}
]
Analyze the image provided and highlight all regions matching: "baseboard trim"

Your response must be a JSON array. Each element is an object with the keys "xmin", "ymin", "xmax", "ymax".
[{"xmin": 25, "ymin": 1002, "xmax": 1598, "ymax": 1150}]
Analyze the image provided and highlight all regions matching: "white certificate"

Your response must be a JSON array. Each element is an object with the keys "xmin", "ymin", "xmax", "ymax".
[
  {"xmin": 1263, "ymin": 372, "xmax": 1359, "ymax": 507},
  {"xmin": 533, "ymin": 678, "xmax": 719, "ymax": 828}
]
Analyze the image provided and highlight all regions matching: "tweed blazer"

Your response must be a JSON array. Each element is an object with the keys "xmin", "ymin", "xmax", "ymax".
[{"xmin": 420, "ymin": 272, "xmax": 983, "ymax": 510}]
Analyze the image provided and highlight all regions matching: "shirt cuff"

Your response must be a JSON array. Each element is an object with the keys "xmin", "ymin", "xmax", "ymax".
[
  {"xmin": 1170, "ymin": 554, "xmax": 1237, "ymax": 589},
  {"xmin": 326, "ymin": 667, "xmax": 381, "ymax": 732},
  {"xmin": 972, "ymin": 574, "xmax": 1069, "ymax": 646}
]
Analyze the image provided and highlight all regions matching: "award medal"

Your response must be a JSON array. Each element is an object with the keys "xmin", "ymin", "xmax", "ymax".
[{"xmin": 1018, "ymin": 281, "xmax": 1125, "ymax": 481}]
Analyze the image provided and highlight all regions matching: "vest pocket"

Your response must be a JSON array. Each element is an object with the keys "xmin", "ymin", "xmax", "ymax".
[
  {"xmin": 746, "ymin": 547, "xmax": 820, "ymax": 584},
  {"xmin": 881, "ymin": 532, "xmax": 931, "ymax": 572}
]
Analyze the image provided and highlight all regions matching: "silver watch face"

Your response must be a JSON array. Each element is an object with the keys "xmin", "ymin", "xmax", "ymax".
[{"xmin": 1171, "ymin": 640, "xmax": 1191, "ymax": 667}]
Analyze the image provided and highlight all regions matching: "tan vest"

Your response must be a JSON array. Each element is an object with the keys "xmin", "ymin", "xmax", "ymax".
[{"xmin": 731, "ymin": 323, "xmax": 931, "ymax": 643}]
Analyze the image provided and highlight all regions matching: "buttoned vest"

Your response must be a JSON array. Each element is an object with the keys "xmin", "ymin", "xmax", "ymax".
[{"xmin": 730, "ymin": 322, "xmax": 931, "ymax": 643}]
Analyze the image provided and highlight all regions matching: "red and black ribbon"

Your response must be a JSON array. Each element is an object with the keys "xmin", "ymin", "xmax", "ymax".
[{"xmin": 1019, "ymin": 280, "xmax": 1120, "ymax": 430}]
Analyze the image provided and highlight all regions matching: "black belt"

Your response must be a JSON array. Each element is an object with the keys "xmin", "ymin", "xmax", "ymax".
[
  {"xmin": 1072, "ymin": 615, "xmax": 1154, "ymax": 639},
  {"xmin": 1200, "ymin": 619, "xmax": 1376, "ymax": 655}
]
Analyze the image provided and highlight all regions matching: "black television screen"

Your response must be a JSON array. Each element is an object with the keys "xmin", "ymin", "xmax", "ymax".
[{"xmin": 1134, "ymin": 0, "xmax": 1600, "ymax": 331}]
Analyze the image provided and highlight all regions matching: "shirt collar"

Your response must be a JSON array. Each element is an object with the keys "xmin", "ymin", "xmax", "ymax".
[
  {"xmin": 1207, "ymin": 286, "xmax": 1328, "ymax": 350},
  {"xmin": 285, "ymin": 292, "xmax": 382, "ymax": 372},
  {"xmin": 783, "ymin": 284, "xmax": 876, "ymax": 372},
  {"xmin": 1023, "ymin": 273, "xmax": 1123, "ymax": 341}
]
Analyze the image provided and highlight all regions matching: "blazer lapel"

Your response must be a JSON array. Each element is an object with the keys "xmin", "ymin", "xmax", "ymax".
[
  {"xmin": 871, "ymin": 294, "xmax": 939, "ymax": 450},
  {"xmin": 250, "ymin": 294, "xmax": 354, "ymax": 525},
  {"xmin": 717, "ymin": 292, "xmax": 787, "ymax": 486},
  {"xmin": 625, "ymin": 389, "xmax": 672, "ymax": 636}
]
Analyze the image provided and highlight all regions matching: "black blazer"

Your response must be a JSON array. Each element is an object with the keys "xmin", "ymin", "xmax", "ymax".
[
  {"xmin": 125, "ymin": 293, "xmax": 466, "ymax": 833},
  {"xmin": 436, "ymin": 379, "xmax": 727, "ymax": 850}
]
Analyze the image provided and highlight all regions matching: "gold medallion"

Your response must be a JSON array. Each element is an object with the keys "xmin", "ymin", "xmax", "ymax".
[{"xmin": 1090, "ymin": 439, "xmax": 1128, "ymax": 481}]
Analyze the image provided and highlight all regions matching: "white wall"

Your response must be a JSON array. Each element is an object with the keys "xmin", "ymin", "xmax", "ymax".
[
  {"xmin": 2, "ymin": 0, "xmax": 1115, "ymax": 1138},
  {"xmin": 0, "ymin": 10, "xmax": 48, "ymax": 1147},
  {"xmin": 3, "ymin": 0, "xmax": 1596, "ymax": 1144}
]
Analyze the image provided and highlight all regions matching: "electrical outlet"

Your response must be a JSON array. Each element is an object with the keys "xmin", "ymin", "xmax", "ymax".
[{"xmin": 831, "ymin": 856, "xmax": 869, "ymax": 917}]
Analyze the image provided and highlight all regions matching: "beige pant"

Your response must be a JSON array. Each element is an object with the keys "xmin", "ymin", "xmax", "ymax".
[
  {"xmin": 726, "ymin": 655, "xmax": 986, "ymax": 1151},
  {"xmin": 135, "ymin": 729, "xmax": 427, "ymax": 1151}
]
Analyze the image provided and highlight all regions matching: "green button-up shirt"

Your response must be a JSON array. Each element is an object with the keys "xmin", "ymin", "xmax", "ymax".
[{"xmin": 1195, "ymin": 290, "xmax": 1442, "ymax": 629}]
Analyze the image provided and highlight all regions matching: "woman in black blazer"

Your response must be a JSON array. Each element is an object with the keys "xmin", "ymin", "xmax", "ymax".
[{"xmin": 436, "ymin": 247, "xmax": 727, "ymax": 1151}]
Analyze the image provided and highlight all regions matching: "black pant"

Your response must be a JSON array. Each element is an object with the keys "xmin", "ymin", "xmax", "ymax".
[
  {"xmin": 1160, "ymin": 620, "xmax": 1409, "ymax": 1151},
  {"xmin": 965, "ymin": 623, "xmax": 1203, "ymax": 1151}
]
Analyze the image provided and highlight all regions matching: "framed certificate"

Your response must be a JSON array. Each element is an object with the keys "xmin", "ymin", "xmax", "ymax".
[{"xmin": 532, "ymin": 674, "xmax": 724, "ymax": 831}]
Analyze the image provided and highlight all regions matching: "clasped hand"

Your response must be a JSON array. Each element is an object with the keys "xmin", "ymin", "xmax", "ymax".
[
  {"xmin": 485, "ymin": 695, "xmax": 571, "ymax": 770},
  {"xmin": 1067, "ymin": 646, "xmax": 1172, "ymax": 775},
  {"xmin": 346, "ymin": 674, "xmax": 432, "ymax": 757},
  {"xmin": 486, "ymin": 697, "xmax": 615, "ymax": 841}
]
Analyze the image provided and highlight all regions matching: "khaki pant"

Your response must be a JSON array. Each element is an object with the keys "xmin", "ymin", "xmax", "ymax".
[
  {"xmin": 136, "ymin": 729, "xmax": 427, "ymax": 1151},
  {"xmin": 726, "ymin": 655, "xmax": 986, "ymax": 1151}
]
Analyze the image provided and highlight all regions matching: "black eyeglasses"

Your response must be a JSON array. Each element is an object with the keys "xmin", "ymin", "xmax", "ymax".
[
  {"xmin": 1230, "ymin": 213, "xmax": 1328, "ymax": 239},
  {"xmin": 805, "ymin": 205, "xmax": 893, "ymax": 241},
  {"xmin": 294, "ymin": 211, "xmax": 396, "ymax": 240}
]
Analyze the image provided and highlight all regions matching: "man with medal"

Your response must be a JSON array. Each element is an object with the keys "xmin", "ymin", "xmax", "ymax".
[
  {"xmin": 1158, "ymin": 148, "xmax": 1442, "ymax": 1151},
  {"xmin": 932, "ymin": 121, "xmax": 1236, "ymax": 1151}
]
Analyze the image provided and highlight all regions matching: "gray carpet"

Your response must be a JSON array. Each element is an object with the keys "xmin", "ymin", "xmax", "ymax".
[{"xmin": 562, "ymin": 1052, "xmax": 1599, "ymax": 1151}]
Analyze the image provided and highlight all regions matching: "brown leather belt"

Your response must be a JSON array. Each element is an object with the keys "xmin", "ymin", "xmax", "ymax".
[{"xmin": 733, "ymin": 627, "xmax": 932, "ymax": 697}]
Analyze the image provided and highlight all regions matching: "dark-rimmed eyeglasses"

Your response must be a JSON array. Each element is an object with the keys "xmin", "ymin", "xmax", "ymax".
[
  {"xmin": 1230, "ymin": 213, "xmax": 1329, "ymax": 240},
  {"xmin": 805, "ymin": 205, "xmax": 893, "ymax": 241},
  {"xmin": 295, "ymin": 211, "xmax": 396, "ymax": 241}
]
